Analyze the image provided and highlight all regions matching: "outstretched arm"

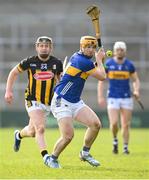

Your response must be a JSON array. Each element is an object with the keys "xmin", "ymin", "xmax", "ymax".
[
  {"xmin": 97, "ymin": 80, "xmax": 106, "ymax": 108},
  {"xmin": 131, "ymin": 72, "xmax": 140, "ymax": 99},
  {"xmin": 5, "ymin": 66, "xmax": 20, "ymax": 104}
]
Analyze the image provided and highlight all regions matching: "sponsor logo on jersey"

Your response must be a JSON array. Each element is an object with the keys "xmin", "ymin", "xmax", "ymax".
[
  {"xmin": 30, "ymin": 63, "xmax": 37, "ymax": 67},
  {"xmin": 33, "ymin": 71, "xmax": 54, "ymax": 80}
]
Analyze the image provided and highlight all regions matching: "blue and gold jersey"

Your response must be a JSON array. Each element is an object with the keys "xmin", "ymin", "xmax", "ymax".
[
  {"xmin": 55, "ymin": 52, "xmax": 96, "ymax": 103},
  {"xmin": 105, "ymin": 58, "xmax": 135, "ymax": 98}
]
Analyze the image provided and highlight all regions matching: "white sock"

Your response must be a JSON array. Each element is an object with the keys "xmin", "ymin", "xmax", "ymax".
[
  {"xmin": 16, "ymin": 132, "xmax": 21, "ymax": 140},
  {"xmin": 82, "ymin": 150, "xmax": 89, "ymax": 156},
  {"xmin": 124, "ymin": 143, "xmax": 128, "ymax": 150},
  {"xmin": 43, "ymin": 154, "xmax": 50, "ymax": 161},
  {"xmin": 113, "ymin": 138, "xmax": 118, "ymax": 145}
]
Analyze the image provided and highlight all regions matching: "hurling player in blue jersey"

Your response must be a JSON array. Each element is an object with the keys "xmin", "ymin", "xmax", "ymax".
[
  {"xmin": 98, "ymin": 41, "xmax": 140, "ymax": 154},
  {"xmin": 46, "ymin": 36, "xmax": 106, "ymax": 168}
]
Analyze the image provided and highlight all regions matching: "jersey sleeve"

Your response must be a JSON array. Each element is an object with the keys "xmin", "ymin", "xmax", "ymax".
[
  {"xmin": 129, "ymin": 61, "xmax": 136, "ymax": 74},
  {"xmin": 73, "ymin": 57, "xmax": 96, "ymax": 75},
  {"xmin": 17, "ymin": 58, "xmax": 30, "ymax": 72}
]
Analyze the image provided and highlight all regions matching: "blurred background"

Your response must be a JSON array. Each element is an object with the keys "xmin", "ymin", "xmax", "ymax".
[{"xmin": 0, "ymin": 0, "xmax": 149, "ymax": 128}]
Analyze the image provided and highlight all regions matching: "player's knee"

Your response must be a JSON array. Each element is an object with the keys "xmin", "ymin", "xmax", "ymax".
[
  {"xmin": 29, "ymin": 130, "xmax": 35, "ymax": 137},
  {"xmin": 26, "ymin": 125, "xmax": 35, "ymax": 137},
  {"xmin": 96, "ymin": 121, "xmax": 101, "ymax": 129},
  {"xmin": 93, "ymin": 120, "xmax": 101, "ymax": 130},
  {"xmin": 122, "ymin": 123, "xmax": 129, "ymax": 129},
  {"xmin": 111, "ymin": 122, "xmax": 118, "ymax": 129},
  {"xmin": 36, "ymin": 125, "xmax": 45, "ymax": 134},
  {"xmin": 94, "ymin": 119, "xmax": 102, "ymax": 129},
  {"xmin": 63, "ymin": 133, "xmax": 74, "ymax": 144}
]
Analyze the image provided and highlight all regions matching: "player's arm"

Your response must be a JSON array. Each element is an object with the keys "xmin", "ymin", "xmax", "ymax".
[
  {"xmin": 5, "ymin": 65, "xmax": 20, "ymax": 104},
  {"xmin": 55, "ymin": 72, "xmax": 63, "ymax": 82},
  {"xmin": 91, "ymin": 48, "xmax": 106, "ymax": 81},
  {"xmin": 97, "ymin": 80, "xmax": 106, "ymax": 108},
  {"xmin": 55, "ymin": 60, "xmax": 63, "ymax": 82},
  {"xmin": 130, "ymin": 72, "xmax": 140, "ymax": 99}
]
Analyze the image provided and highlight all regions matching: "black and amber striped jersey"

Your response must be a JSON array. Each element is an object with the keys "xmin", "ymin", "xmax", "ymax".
[{"xmin": 17, "ymin": 55, "xmax": 63, "ymax": 105}]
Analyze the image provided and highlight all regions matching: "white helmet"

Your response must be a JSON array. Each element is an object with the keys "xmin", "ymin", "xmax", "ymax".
[
  {"xmin": 113, "ymin": 41, "xmax": 127, "ymax": 51},
  {"xmin": 36, "ymin": 36, "xmax": 53, "ymax": 44}
]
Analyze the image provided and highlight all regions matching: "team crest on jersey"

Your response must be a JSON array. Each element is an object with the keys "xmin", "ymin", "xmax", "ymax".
[
  {"xmin": 41, "ymin": 64, "xmax": 47, "ymax": 70},
  {"xmin": 118, "ymin": 65, "xmax": 122, "ymax": 70},
  {"xmin": 33, "ymin": 71, "xmax": 54, "ymax": 80},
  {"xmin": 109, "ymin": 65, "xmax": 115, "ymax": 70}
]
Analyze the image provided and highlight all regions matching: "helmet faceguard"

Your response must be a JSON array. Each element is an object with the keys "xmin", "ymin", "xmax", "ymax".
[
  {"xmin": 35, "ymin": 36, "xmax": 53, "ymax": 59},
  {"xmin": 80, "ymin": 36, "xmax": 97, "ymax": 48}
]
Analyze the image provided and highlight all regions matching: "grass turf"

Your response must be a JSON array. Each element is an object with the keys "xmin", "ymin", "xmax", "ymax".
[{"xmin": 0, "ymin": 128, "xmax": 148, "ymax": 179}]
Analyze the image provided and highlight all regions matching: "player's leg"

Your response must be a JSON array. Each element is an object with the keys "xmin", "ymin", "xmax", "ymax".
[
  {"xmin": 108, "ymin": 108, "xmax": 119, "ymax": 153},
  {"xmin": 75, "ymin": 106, "xmax": 101, "ymax": 147},
  {"xmin": 13, "ymin": 100, "xmax": 37, "ymax": 152},
  {"xmin": 28, "ymin": 109, "xmax": 53, "ymax": 167},
  {"xmin": 52, "ymin": 117, "xmax": 74, "ymax": 157},
  {"xmin": 25, "ymin": 100, "xmax": 49, "ymax": 154},
  {"xmin": 45, "ymin": 117, "xmax": 74, "ymax": 168},
  {"xmin": 50, "ymin": 95, "xmax": 74, "ymax": 168},
  {"xmin": 75, "ymin": 105, "xmax": 101, "ymax": 166},
  {"xmin": 120, "ymin": 108, "xmax": 132, "ymax": 154},
  {"xmin": 51, "ymin": 95, "xmax": 74, "ymax": 157},
  {"xmin": 20, "ymin": 120, "xmax": 35, "ymax": 137},
  {"xmin": 120, "ymin": 98, "xmax": 133, "ymax": 154},
  {"xmin": 107, "ymin": 98, "xmax": 120, "ymax": 154},
  {"xmin": 28, "ymin": 109, "xmax": 47, "ymax": 151},
  {"xmin": 13, "ymin": 120, "xmax": 35, "ymax": 152}
]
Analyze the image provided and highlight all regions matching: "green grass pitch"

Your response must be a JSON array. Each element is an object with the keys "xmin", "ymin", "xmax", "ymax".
[{"xmin": 0, "ymin": 128, "xmax": 148, "ymax": 179}]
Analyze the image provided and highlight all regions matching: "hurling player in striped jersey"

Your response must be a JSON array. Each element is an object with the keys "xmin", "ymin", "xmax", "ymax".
[
  {"xmin": 49, "ymin": 36, "xmax": 106, "ymax": 168},
  {"xmin": 5, "ymin": 36, "xmax": 63, "ymax": 168}
]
